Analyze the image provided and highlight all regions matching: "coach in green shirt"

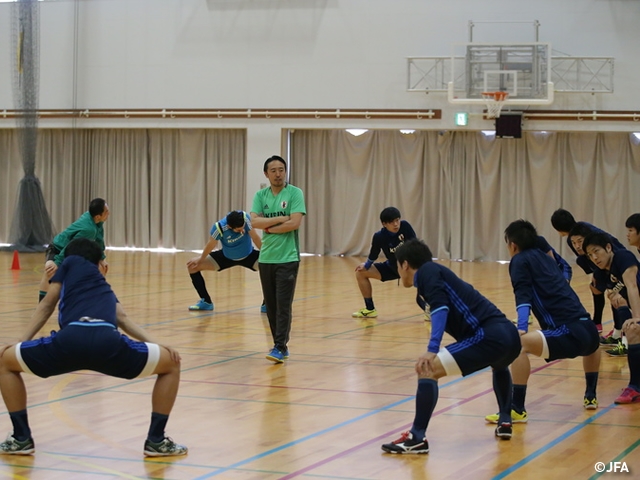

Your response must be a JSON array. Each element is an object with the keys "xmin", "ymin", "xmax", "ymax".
[{"xmin": 251, "ymin": 155, "xmax": 306, "ymax": 364}]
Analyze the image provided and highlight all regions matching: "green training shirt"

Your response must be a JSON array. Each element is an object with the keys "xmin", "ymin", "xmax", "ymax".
[{"xmin": 251, "ymin": 183, "xmax": 306, "ymax": 264}]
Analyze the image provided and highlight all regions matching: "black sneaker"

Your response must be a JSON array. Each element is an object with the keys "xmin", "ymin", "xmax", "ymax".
[
  {"xmin": 144, "ymin": 436, "xmax": 188, "ymax": 457},
  {"xmin": 381, "ymin": 431, "xmax": 429, "ymax": 454},
  {"xmin": 495, "ymin": 423, "xmax": 512, "ymax": 440},
  {"xmin": 0, "ymin": 434, "xmax": 35, "ymax": 455}
]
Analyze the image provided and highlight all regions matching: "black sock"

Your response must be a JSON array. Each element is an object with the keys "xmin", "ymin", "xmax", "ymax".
[
  {"xmin": 585, "ymin": 372, "xmax": 599, "ymax": 398},
  {"xmin": 493, "ymin": 368, "xmax": 513, "ymax": 424},
  {"xmin": 190, "ymin": 272, "xmax": 212, "ymax": 304},
  {"xmin": 364, "ymin": 298, "xmax": 375, "ymax": 310},
  {"xmin": 628, "ymin": 344, "xmax": 640, "ymax": 390},
  {"xmin": 147, "ymin": 412, "xmax": 169, "ymax": 443},
  {"xmin": 592, "ymin": 293, "xmax": 604, "ymax": 326},
  {"xmin": 512, "ymin": 384, "xmax": 527, "ymax": 413},
  {"xmin": 614, "ymin": 307, "xmax": 632, "ymax": 330},
  {"xmin": 410, "ymin": 378, "xmax": 438, "ymax": 440},
  {"xmin": 9, "ymin": 410, "xmax": 31, "ymax": 441}
]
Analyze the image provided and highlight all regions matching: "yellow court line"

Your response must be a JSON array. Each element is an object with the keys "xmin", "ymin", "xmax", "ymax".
[
  {"xmin": 48, "ymin": 375, "xmax": 130, "ymax": 451},
  {"xmin": 0, "ymin": 470, "xmax": 30, "ymax": 480},
  {"xmin": 41, "ymin": 452, "xmax": 144, "ymax": 479}
]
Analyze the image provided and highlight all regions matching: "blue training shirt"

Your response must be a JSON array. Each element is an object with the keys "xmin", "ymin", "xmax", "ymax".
[
  {"xmin": 595, "ymin": 249, "xmax": 640, "ymax": 300},
  {"xmin": 414, "ymin": 261, "xmax": 509, "ymax": 353},
  {"xmin": 50, "ymin": 255, "xmax": 118, "ymax": 328},
  {"xmin": 210, "ymin": 211, "xmax": 254, "ymax": 261},
  {"xmin": 509, "ymin": 248, "xmax": 589, "ymax": 331}
]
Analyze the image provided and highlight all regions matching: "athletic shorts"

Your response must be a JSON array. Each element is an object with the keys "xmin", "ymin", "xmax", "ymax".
[
  {"xmin": 444, "ymin": 319, "xmax": 521, "ymax": 376},
  {"xmin": 207, "ymin": 249, "xmax": 260, "ymax": 271},
  {"xmin": 542, "ymin": 318, "xmax": 600, "ymax": 361},
  {"xmin": 45, "ymin": 244, "xmax": 61, "ymax": 263},
  {"xmin": 16, "ymin": 319, "xmax": 160, "ymax": 380},
  {"xmin": 374, "ymin": 261, "xmax": 400, "ymax": 282}
]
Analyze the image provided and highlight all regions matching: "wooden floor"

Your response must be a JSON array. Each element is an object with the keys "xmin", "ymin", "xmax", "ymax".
[{"xmin": 0, "ymin": 250, "xmax": 638, "ymax": 480}]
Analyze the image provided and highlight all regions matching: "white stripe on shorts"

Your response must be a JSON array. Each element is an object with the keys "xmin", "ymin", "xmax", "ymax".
[
  {"xmin": 437, "ymin": 347, "xmax": 462, "ymax": 377},
  {"xmin": 15, "ymin": 343, "xmax": 35, "ymax": 376},
  {"xmin": 136, "ymin": 343, "xmax": 161, "ymax": 378}
]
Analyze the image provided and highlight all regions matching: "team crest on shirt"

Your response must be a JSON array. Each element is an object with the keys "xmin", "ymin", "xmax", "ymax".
[
  {"xmin": 609, "ymin": 274, "xmax": 625, "ymax": 294},
  {"xmin": 280, "ymin": 201, "xmax": 288, "ymax": 209}
]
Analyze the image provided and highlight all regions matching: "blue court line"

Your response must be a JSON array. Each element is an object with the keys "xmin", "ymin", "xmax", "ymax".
[
  {"xmin": 492, "ymin": 403, "xmax": 617, "ymax": 480},
  {"xmin": 193, "ymin": 371, "xmax": 481, "ymax": 479},
  {"xmin": 587, "ymin": 437, "xmax": 640, "ymax": 480}
]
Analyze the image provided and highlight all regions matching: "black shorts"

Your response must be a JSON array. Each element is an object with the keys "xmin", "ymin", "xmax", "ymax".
[
  {"xmin": 374, "ymin": 261, "xmax": 400, "ymax": 282},
  {"xmin": 543, "ymin": 318, "xmax": 600, "ymax": 361},
  {"xmin": 445, "ymin": 319, "xmax": 522, "ymax": 376},
  {"xmin": 16, "ymin": 321, "xmax": 160, "ymax": 379},
  {"xmin": 208, "ymin": 249, "xmax": 260, "ymax": 271},
  {"xmin": 45, "ymin": 244, "xmax": 61, "ymax": 263}
]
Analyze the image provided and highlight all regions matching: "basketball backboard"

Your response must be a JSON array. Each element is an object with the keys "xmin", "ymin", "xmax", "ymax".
[{"xmin": 448, "ymin": 43, "xmax": 554, "ymax": 106}]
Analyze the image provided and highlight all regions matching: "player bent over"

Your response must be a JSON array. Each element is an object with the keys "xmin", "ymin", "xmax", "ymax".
[
  {"xmin": 0, "ymin": 238, "xmax": 187, "ymax": 456},
  {"xmin": 485, "ymin": 220, "xmax": 601, "ymax": 425},
  {"xmin": 381, "ymin": 239, "xmax": 521, "ymax": 454}
]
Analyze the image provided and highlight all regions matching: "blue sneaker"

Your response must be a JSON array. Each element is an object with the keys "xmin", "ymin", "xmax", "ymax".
[
  {"xmin": 266, "ymin": 347, "xmax": 285, "ymax": 363},
  {"xmin": 260, "ymin": 303, "xmax": 267, "ymax": 313},
  {"xmin": 283, "ymin": 349, "xmax": 289, "ymax": 360},
  {"xmin": 189, "ymin": 299, "xmax": 213, "ymax": 311}
]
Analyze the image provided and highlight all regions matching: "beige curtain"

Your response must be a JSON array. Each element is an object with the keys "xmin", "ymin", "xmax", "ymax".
[
  {"xmin": 0, "ymin": 128, "xmax": 246, "ymax": 250},
  {"xmin": 289, "ymin": 130, "xmax": 640, "ymax": 262}
]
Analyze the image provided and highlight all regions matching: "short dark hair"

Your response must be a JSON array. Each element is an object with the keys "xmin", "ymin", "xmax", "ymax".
[
  {"xmin": 582, "ymin": 232, "xmax": 611, "ymax": 252},
  {"xmin": 89, "ymin": 198, "xmax": 107, "ymax": 218},
  {"xmin": 395, "ymin": 238, "xmax": 432, "ymax": 269},
  {"xmin": 226, "ymin": 210, "xmax": 245, "ymax": 229},
  {"xmin": 65, "ymin": 238, "xmax": 102, "ymax": 264},
  {"xmin": 263, "ymin": 155, "xmax": 287, "ymax": 173},
  {"xmin": 551, "ymin": 208, "xmax": 576, "ymax": 233},
  {"xmin": 380, "ymin": 207, "xmax": 401, "ymax": 224},
  {"xmin": 504, "ymin": 219, "xmax": 538, "ymax": 251},
  {"xmin": 568, "ymin": 222, "xmax": 595, "ymax": 240},
  {"xmin": 625, "ymin": 213, "xmax": 640, "ymax": 232}
]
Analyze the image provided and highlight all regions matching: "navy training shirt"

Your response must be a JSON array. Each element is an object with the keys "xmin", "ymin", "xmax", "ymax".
[
  {"xmin": 509, "ymin": 248, "xmax": 589, "ymax": 329},
  {"xmin": 50, "ymin": 255, "xmax": 118, "ymax": 328},
  {"xmin": 364, "ymin": 220, "xmax": 416, "ymax": 269}
]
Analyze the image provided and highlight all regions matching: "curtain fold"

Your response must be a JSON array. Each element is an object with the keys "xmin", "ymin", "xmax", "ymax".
[
  {"xmin": 0, "ymin": 128, "xmax": 246, "ymax": 250},
  {"xmin": 290, "ymin": 130, "xmax": 640, "ymax": 261}
]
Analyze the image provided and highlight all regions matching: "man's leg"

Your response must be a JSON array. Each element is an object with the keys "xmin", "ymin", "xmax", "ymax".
[
  {"xmin": 510, "ymin": 332, "xmax": 544, "ymax": 415},
  {"xmin": 259, "ymin": 263, "xmax": 277, "ymax": 338},
  {"xmin": 583, "ymin": 348, "xmax": 601, "ymax": 408},
  {"xmin": 0, "ymin": 346, "xmax": 35, "ymax": 454},
  {"xmin": 273, "ymin": 262, "xmax": 300, "ymax": 353},
  {"xmin": 144, "ymin": 345, "xmax": 187, "ymax": 457},
  {"xmin": 381, "ymin": 356, "xmax": 446, "ymax": 454},
  {"xmin": 353, "ymin": 266, "xmax": 381, "ymax": 317},
  {"xmin": 616, "ymin": 320, "xmax": 640, "ymax": 404},
  {"xmin": 187, "ymin": 256, "xmax": 218, "ymax": 310}
]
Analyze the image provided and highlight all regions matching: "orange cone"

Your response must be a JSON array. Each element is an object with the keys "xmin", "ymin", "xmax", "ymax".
[{"xmin": 10, "ymin": 250, "xmax": 20, "ymax": 270}]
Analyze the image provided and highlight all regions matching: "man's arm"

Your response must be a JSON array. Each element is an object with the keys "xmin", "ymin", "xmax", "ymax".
[
  {"xmin": 266, "ymin": 212, "xmax": 303, "ymax": 234},
  {"xmin": 19, "ymin": 283, "xmax": 61, "ymax": 342},
  {"xmin": 622, "ymin": 265, "xmax": 640, "ymax": 316},
  {"xmin": 249, "ymin": 228, "xmax": 262, "ymax": 249},
  {"xmin": 249, "ymin": 212, "xmax": 289, "ymax": 230}
]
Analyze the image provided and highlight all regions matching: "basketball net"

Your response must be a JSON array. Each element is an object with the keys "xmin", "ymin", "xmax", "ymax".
[{"xmin": 482, "ymin": 91, "xmax": 509, "ymax": 119}]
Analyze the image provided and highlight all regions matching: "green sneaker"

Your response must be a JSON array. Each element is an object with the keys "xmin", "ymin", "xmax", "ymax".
[
  {"xmin": 600, "ymin": 335, "xmax": 620, "ymax": 346},
  {"xmin": 0, "ymin": 435, "xmax": 35, "ymax": 455},
  {"xmin": 144, "ymin": 436, "xmax": 188, "ymax": 457},
  {"xmin": 352, "ymin": 308, "xmax": 378, "ymax": 318},
  {"xmin": 606, "ymin": 342, "xmax": 628, "ymax": 357},
  {"xmin": 485, "ymin": 409, "xmax": 528, "ymax": 424}
]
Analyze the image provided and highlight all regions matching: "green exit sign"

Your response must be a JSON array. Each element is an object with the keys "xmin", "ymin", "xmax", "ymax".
[{"xmin": 455, "ymin": 112, "xmax": 468, "ymax": 126}]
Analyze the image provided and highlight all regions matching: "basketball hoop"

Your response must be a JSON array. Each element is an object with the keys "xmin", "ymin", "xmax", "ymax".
[{"xmin": 482, "ymin": 91, "xmax": 509, "ymax": 119}]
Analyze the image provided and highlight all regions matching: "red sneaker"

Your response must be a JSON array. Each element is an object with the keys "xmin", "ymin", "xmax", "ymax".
[{"xmin": 614, "ymin": 387, "xmax": 640, "ymax": 404}]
